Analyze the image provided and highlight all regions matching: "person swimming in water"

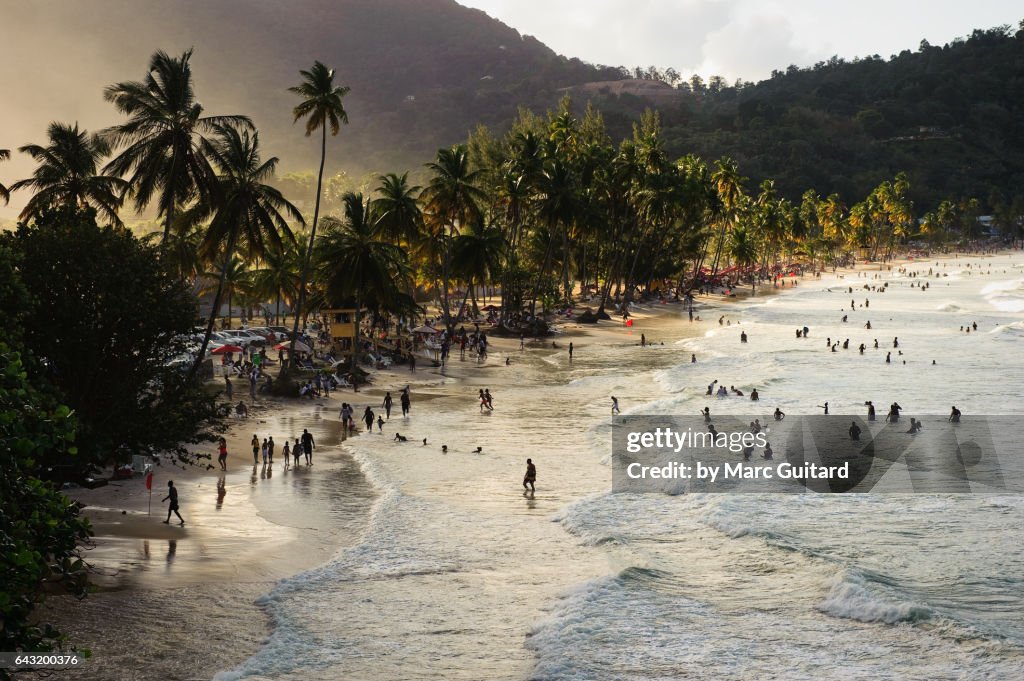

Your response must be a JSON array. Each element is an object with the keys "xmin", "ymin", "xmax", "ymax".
[
  {"xmin": 774, "ymin": 407, "xmax": 785, "ymax": 421},
  {"xmin": 762, "ymin": 442, "xmax": 774, "ymax": 460},
  {"xmin": 702, "ymin": 407, "xmax": 711, "ymax": 422},
  {"xmin": 948, "ymin": 406, "xmax": 961, "ymax": 423},
  {"xmin": 849, "ymin": 421, "xmax": 861, "ymax": 440},
  {"xmin": 750, "ymin": 389, "xmax": 759, "ymax": 401}
]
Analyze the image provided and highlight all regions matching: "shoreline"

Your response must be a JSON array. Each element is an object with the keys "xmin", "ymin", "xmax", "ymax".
[{"xmin": 50, "ymin": 246, "xmax": 1019, "ymax": 680}]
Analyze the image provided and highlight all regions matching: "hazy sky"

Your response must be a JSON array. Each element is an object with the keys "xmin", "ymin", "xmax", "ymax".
[{"xmin": 461, "ymin": 0, "xmax": 1021, "ymax": 80}]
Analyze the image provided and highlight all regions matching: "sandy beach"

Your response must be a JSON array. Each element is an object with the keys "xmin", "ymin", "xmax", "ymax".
[{"xmin": 47, "ymin": 249, "xmax": 1024, "ymax": 680}]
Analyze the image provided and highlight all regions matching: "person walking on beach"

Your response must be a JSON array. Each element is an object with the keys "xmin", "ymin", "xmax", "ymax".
[
  {"xmin": 261, "ymin": 438, "xmax": 268, "ymax": 464},
  {"xmin": 523, "ymin": 458, "xmax": 537, "ymax": 492},
  {"xmin": 382, "ymin": 391, "xmax": 393, "ymax": 419},
  {"xmin": 569, "ymin": 342, "xmax": 574, "ymax": 362},
  {"xmin": 377, "ymin": 415, "xmax": 385, "ymax": 433},
  {"xmin": 611, "ymin": 396, "xmax": 620, "ymax": 415},
  {"xmin": 267, "ymin": 436, "xmax": 275, "ymax": 464},
  {"xmin": 484, "ymin": 389, "xmax": 493, "ymax": 410},
  {"xmin": 363, "ymin": 407, "xmax": 375, "ymax": 432},
  {"xmin": 292, "ymin": 439, "xmax": 302, "ymax": 467},
  {"xmin": 249, "ymin": 371, "xmax": 257, "ymax": 400},
  {"xmin": 301, "ymin": 429, "xmax": 315, "ymax": 465},
  {"xmin": 162, "ymin": 481, "xmax": 184, "ymax": 525},
  {"xmin": 217, "ymin": 437, "xmax": 228, "ymax": 471},
  {"xmin": 282, "ymin": 441, "xmax": 291, "ymax": 470},
  {"xmin": 401, "ymin": 388, "xmax": 411, "ymax": 417},
  {"xmin": 251, "ymin": 435, "xmax": 259, "ymax": 465},
  {"xmin": 949, "ymin": 406, "xmax": 962, "ymax": 423}
]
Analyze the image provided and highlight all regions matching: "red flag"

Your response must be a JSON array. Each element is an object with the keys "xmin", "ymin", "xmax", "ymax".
[{"xmin": 145, "ymin": 471, "xmax": 153, "ymax": 490}]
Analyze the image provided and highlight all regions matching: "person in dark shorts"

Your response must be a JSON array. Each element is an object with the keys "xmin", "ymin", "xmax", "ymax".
[
  {"xmin": 251, "ymin": 434, "xmax": 259, "ymax": 464},
  {"xmin": 301, "ymin": 429, "xmax": 315, "ymax": 465},
  {"xmin": 162, "ymin": 481, "xmax": 184, "ymax": 525},
  {"xmin": 523, "ymin": 459, "xmax": 537, "ymax": 492},
  {"xmin": 217, "ymin": 437, "xmax": 228, "ymax": 471}
]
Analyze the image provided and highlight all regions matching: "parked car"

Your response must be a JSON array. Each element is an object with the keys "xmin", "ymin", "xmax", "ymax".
[{"xmin": 245, "ymin": 326, "xmax": 278, "ymax": 342}]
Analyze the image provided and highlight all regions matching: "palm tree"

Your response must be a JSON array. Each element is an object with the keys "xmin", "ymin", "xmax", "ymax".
[
  {"xmin": 286, "ymin": 61, "xmax": 351, "ymax": 371},
  {"xmin": 371, "ymin": 172, "xmax": 422, "ymax": 246},
  {"xmin": 200, "ymin": 255, "xmax": 251, "ymax": 327},
  {"xmin": 452, "ymin": 218, "xmax": 505, "ymax": 317},
  {"xmin": 251, "ymin": 239, "xmax": 303, "ymax": 325},
  {"xmin": 729, "ymin": 224, "xmax": 758, "ymax": 292},
  {"xmin": 317, "ymin": 192, "xmax": 412, "ymax": 359},
  {"xmin": 533, "ymin": 157, "xmax": 579, "ymax": 310},
  {"xmin": 422, "ymin": 145, "xmax": 485, "ymax": 332},
  {"xmin": 144, "ymin": 209, "xmax": 205, "ymax": 282},
  {"xmin": 0, "ymin": 149, "xmax": 10, "ymax": 204},
  {"xmin": 103, "ymin": 49, "xmax": 252, "ymax": 242},
  {"xmin": 709, "ymin": 158, "xmax": 745, "ymax": 275},
  {"xmin": 189, "ymin": 125, "xmax": 302, "ymax": 377},
  {"xmin": 10, "ymin": 122, "xmax": 127, "ymax": 226}
]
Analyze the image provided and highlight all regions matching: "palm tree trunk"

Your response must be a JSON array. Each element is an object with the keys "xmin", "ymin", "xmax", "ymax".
[
  {"xmin": 188, "ymin": 229, "xmax": 239, "ymax": 379},
  {"xmin": 162, "ymin": 204, "xmax": 175, "ymax": 245},
  {"xmin": 287, "ymin": 125, "xmax": 327, "ymax": 374}
]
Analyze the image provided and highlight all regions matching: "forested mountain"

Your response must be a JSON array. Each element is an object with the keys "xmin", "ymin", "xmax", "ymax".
[
  {"xmin": 3, "ymin": 0, "xmax": 618, "ymax": 186},
  {"xmin": 575, "ymin": 24, "xmax": 1024, "ymax": 211},
  {"xmin": 3, "ymin": 1, "xmax": 1022, "ymax": 216}
]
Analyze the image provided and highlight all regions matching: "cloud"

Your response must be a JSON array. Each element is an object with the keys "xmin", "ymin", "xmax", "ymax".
[{"xmin": 696, "ymin": 10, "xmax": 819, "ymax": 80}]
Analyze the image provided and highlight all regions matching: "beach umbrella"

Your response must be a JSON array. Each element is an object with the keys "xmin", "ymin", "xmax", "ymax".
[
  {"xmin": 411, "ymin": 325, "xmax": 439, "ymax": 334},
  {"xmin": 211, "ymin": 344, "xmax": 242, "ymax": 354},
  {"xmin": 274, "ymin": 340, "xmax": 312, "ymax": 353}
]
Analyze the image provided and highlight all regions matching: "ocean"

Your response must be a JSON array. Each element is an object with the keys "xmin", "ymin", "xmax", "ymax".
[{"xmin": 216, "ymin": 252, "xmax": 1024, "ymax": 680}]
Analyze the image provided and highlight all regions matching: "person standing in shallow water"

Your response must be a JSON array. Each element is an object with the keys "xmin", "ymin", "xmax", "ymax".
[
  {"xmin": 569, "ymin": 342, "xmax": 574, "ymax": 362},
  {"xmin": 382, "ymin": 391, "xmax": 393, "ymax": 419},
  {"xmin": 251, "ymin": 434, "xmax": 259, "ymax": 464},
  {"xmin": 162, "ymin": 481, "xmax": 184, "ymax": 525},
  {"xmin": 523, "ymin": 458, "xmax": 537, "ymax": 492},
  {"xmin": 301, "ymin": 429, "xmax": 315, "ymax": 465}
]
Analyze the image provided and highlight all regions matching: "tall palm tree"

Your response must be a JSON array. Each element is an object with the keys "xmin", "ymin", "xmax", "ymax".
[
  {"xmin": 422, "ymin": 145, "xmax": 485, "ymax": 332},
  {"xmin": 709, "ymin": 157, "xmax": 745, "ymax": 275},
  {"xmin": 286, "ymin": 61, "xmax": 350, "ymax": 370},
  {"xmin": 533, "ymin": 157, "xmax": 579, "ymax": 310},
  {"xmin": 452, "ymin": 218, "xmax": 505, "ymax": 316},
  {"xmin": 0, "ymin": 149, "xmax": 10, "ymax": 204},
  {"xmin": 10, "ymin": 122, "xmax": 127, "ymax": 226},
  {"xmin": 103, "ymin": 49, "xmax": 252, "ymax": 242},
  {"xmin": 189, "ymin": 125, "xmax": 302, "ymax": 377},
  {"xmin": 729, "ymin": 224, "xmax": 758, "ymax": 292},
  {"xmin": 318, "ymin": 192, "xmax": 412, "ymax": 358}
]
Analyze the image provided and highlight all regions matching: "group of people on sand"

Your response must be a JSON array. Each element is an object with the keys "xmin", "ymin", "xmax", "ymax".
[{"xmin": 246, "ymin": 430, "xmax": 316, "ymax": 469}]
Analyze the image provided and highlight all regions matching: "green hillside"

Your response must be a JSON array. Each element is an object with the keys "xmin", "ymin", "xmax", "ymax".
[{"xmin": 577, "ymin": 24, "xmax": 1024, "ymax": 211}]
